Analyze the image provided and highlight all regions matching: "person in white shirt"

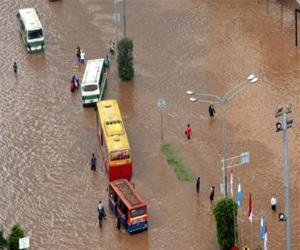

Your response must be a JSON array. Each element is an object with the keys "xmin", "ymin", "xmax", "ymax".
[
  {"xmin": 98, "ymin": 201, "xmax": 106, "ymax": 218},
  {"xmin": 80, "ymin": 51, "xmax": 85, "ymax": 63},
  {"xmin": 271, "ymin": 195, "xmax": 277, "ymax": 211}
]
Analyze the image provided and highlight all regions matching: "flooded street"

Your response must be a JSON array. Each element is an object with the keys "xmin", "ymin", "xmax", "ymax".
[{"xmin": 1, "ymin": 0, "xmax": 300, "ymax": 249}]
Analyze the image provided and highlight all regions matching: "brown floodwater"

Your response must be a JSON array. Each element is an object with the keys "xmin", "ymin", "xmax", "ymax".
[{"xmin": 1, "ymin": 0, "xmax": 300, "ymax": 249}]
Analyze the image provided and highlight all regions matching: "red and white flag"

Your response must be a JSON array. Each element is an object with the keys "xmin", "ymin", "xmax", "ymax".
[
  {"xmin": 248, "ymin": 192, "xmax": 252, "ymax": 222},
  {"xmin": 230, "ymin": 169, "xmax": 233, "ymax": 197},
  {"xmin": 264, "ymin": 223, "xmax": 268, "ymax": 250}
]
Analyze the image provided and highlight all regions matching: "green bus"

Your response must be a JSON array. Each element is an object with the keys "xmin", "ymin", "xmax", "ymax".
[
  {"xmin": 17, "ymin": 8, "xmax": 45, "ymax": 53},
  {"xmin": 81, "ymin": 59, "xmax": 107, "ymax": 107}
]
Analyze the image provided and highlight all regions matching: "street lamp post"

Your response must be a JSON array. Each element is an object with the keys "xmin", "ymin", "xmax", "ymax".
[
  {"xmin": 114, "ymin": 0, "xmax": 126, "ymax": 39},
  {"xmin": 275, "ymin": 101, "xmax": 293, "ymax": 250},
  {"xmin": 187, "ymin": 74, "xmax": 258, "ymax": 202},
  {"xmin": 295, "ymin": 8, "xmax": 300, "ymax": 46}
]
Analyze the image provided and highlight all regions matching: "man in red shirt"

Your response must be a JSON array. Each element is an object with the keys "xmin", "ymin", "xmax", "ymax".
[{"xmin": 186, "ymin": 124, "xmax": 191, "ymax": 140}]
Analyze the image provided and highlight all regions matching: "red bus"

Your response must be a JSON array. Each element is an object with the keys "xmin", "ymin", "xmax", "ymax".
[
  {"xmin": 109, "ymin": 178, "xmax": 148, "ymax": 234},
  {"xmin": 96, "ymin": 99, "xmax": 132, "ymax": 181}
]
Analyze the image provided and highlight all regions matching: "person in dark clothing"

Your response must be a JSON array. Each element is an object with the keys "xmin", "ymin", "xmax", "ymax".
[
  {"xmin": 196, "ymin": 177, "xmax": 200, "ymax": 197},
  {"xmin": 209, "ymin": 103, "xmax": 216, "ymax": 117},
  {"xmin": 104, "ymin": 55, "xmax": 110, "ymax": 68},
  {"xmin": 13, "ymin": 62, "xmax": 17, "ymax": 74},
  {"xmin": 91, "ymin": 153, "xmax": 96, "ymax": 171},
  {"xmin": 116, "ymin": 215, "xmax": 121, "ymax": 230},
  {"xmin": 210, "ymin": 186, "xmax": 215, "ymax": 204},
  {"xmin": 76, "ymin": 46, "xmax": 81, "ymax": 61}
]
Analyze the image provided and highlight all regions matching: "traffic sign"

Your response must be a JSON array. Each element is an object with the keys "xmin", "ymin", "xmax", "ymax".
[
  {"xmin": 157, "ymin": 98, "xmax": 166, "ymax": 109},
  {"xmin": 113, "ymin": 13, "xmax": 120, "ymax": 24},
  {"xmin": 19, "ymin": 237, "xmax": 30, "ymax": 249}
]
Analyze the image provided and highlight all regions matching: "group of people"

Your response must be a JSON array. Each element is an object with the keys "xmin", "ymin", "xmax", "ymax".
[
  {"xmin": 76, "ymin": 46, "xmax": 85, "ymax": 63},
  {"xmin": 196, "ymin": 177, "xmax": 215, "ymax": 204},
  {"xmin": 70, "ymin": 75, "xmax": 80, "ymax": 93},
  {"xmin": 92, "ymin": 154, "xmax": 122, "ymax": 231},
  {"xmin": 109, "ymin": 40, "xmax": 115, "ymax": 55},
  {"xmin": 196, "ymin": 175, "xmax": 278, "ymax": 211},
  {"xmin": 184, "ymin": 104, "xmax": 216, "ymax": 141}
]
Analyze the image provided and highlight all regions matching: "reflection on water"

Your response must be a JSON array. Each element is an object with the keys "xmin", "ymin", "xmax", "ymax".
[{"xmin": 0, "ymin": 0, "xmax": 299, "ymax": 249}]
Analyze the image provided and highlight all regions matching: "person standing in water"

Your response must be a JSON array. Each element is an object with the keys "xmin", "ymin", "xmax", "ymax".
[
  {"xmin": 13, "ymin": 62, "xmax": 17, "ymax": 74},
  {"xmin": 186, "ymin": 124, "xmax": 191, "ymax": 141},
  {"xmin": 196, "ymin": 177, "xmax": 200, "ymax": 197},
  {"xmin": 210, "ymin": 186, "xmax": 215, "ymax": 204}
]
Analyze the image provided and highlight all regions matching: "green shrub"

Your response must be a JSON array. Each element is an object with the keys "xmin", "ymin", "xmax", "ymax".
[
  {"xmin": 213, "ymin": 198, "xmax": 238, "ymax": 250},
  {"xmin": 117, "ymin": 38, "xmax": 134, "ymax": 80},
  {"xmin": 161, "ymin": 143, "xmax": 194, "ymax": 182},
  {"xmin": 0, "ymin": 230, "xmax": 7, "ymax": 249},
  {"xmin": 8, "ymin": 225, "xmax": 24, "ymax": 250}
]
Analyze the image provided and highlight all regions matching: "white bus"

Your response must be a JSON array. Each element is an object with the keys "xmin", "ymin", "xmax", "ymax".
[
  {"xmin": 81, "ymin": 58, "xmax": 107, "ymax": 107},
  {"xmin": 17, "ymin": 8, "xmax": 45, "ymax": 53}
]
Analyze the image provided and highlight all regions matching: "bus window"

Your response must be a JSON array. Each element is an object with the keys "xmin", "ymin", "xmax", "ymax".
[
  {"xmin": 111, "ymin": 149, "xmax": 130, "ymax": 161},
  {"xmin": 28, "ymin": 29, "xmax": 43, "ymax": 39},
  {"xmin": 131, "ymin": 207, "xmax": 146, "ymax": 217},
  {"xmin": 82, "ymin": 85, "xmax": 98, "ymax": 92}
]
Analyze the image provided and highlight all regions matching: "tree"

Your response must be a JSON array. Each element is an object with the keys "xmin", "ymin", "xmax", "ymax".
[
  {"xmin": 117, "ymin": 37, "xmax": 134, "ymax": 81},
  {"xmin": 8, "ymin": 225, "xmax": 24, "ymax": 250},
  {"xmin": 213, "ymin": 198, "xmax": 238, "ymax": 250},
  {"xmin": 0, "ymin": 230, "xmax": 7, "ymax": 249}
]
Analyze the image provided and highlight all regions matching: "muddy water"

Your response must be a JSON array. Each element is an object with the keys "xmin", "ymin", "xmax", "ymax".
[{"xmin": 0, "ymin": 0, "xmax": 300, "ymax": 249}]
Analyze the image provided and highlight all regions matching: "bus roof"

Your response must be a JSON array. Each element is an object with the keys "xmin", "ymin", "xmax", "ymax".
[
  {"xmin": 82, "ymin": 59, "xmax": 104, "ymax": 85},
  {"xmin": 18, "ymin": 8, "xmax": 43, "ymax": 31},
  {"xmin": 110, "ymin": 179, "xmax": 147, "ymax": 209},
  {"xmin": 97, "ymin": 99, "xmax": 130, "ymax": 150}
]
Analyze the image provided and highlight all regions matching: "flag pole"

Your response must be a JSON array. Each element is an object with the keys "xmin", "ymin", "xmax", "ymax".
[
  {"xmin": 260, "ymin": 210, "xmax": 265, "ymax": 249},
  {"xmin": 240, "ymin": 207, "xmax": 244, "ymax": 247},
  {"xmin": 230, "ymin": 170, "xmax": 237, "ymax": 246},
  {"xmin": 237, "ymin": 178, "xmax": 244, "ymax": 247},
  {"xmin": 233, "ymin": 203, "xmax": 237, "ymax": 246},
  {"xmin": 249, "ymin": 192, "xmax": 253, "ymax": 249},
  {"xmin": 251, "ymin": 216, "xmax": 253, "ymax": 249}
]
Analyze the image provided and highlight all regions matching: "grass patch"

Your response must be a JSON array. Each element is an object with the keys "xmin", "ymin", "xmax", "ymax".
[{"xmin": 161, "ymin": 142, "xmax": 194, "ymax": 182}]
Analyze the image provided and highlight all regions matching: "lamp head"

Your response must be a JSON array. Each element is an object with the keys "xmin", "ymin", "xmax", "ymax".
[
  {"xmin": 287, "ymin": 117, "xmax": 293, "ymax": 126},
  {"xmin": 186, "ymin": 90, "xmax": 195, "ymax": 95},
  {"xmin": 275, "ymin": 104, "xmax": 283, "ymax": 116},
  {"xmin": 250, "ymin": 77, "xmax": 258, "ymax": 83},
  {"xmin": 248, "ymin": 74, "xmax": 255, "ymax": 80},
  {"xmin": 189, "ymin": 97, "xmax": 197, "ymax": 102},
  {"xmin": 276, "ymin": 122, "xmax": 282, "ymax": 132},
  {"xmin": 278, "ymin": 212, "xmax": 286, "ymax": 221},
  {"xmin": 287, "ymin": 101, "xmax": 292, "ymax": 113}
]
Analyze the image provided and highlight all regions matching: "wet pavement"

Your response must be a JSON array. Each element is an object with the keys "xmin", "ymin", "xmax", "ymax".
[{"xmin": 0, "ymin": 0, "xmax": 300, "ymax": 249}]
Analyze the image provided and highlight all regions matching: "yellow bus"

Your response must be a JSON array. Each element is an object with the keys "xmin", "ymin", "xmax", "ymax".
[{"xmin": 96, "ymin": 99, "xmax": 132, "ymax": 181}]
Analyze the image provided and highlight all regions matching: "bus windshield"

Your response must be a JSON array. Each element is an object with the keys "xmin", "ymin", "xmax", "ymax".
[
  {"xmin": 28, "ymin": 29, "xmax": 43, "ymax": 39},
  {"xmin": 131, "ymin": 206, "xmax": 146, "ymax": 217},
  {"xmin": 83, "ymin": 85, "xmax": 98, "ymax": 92},
  {"xmin": 110, "ymin": 149, "xmax": 130, "ymax": 161}
]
